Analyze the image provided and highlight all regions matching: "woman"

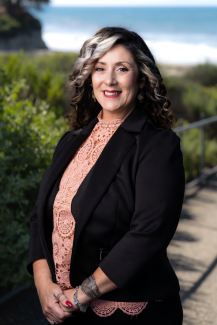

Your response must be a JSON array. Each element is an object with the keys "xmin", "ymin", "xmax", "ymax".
[{"xmin": 27, "ymin": 27, "xmax": 185, "ymax": 325}]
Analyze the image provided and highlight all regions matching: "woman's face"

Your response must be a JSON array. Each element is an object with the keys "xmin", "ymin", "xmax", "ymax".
[{"xmin": 91, "ymin": 44, "xmax": 141, "ymax": 117}]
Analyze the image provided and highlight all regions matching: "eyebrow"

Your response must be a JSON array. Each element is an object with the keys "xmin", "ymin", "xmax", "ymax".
[{"xmin": 97, "ymin": 61, "xmax": 133, "ymax": 66}]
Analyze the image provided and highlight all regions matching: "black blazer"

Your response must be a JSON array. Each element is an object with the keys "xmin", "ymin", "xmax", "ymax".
[{"xmin": 27, "ymin": 104, "xmax": 185, "ymax": 302}]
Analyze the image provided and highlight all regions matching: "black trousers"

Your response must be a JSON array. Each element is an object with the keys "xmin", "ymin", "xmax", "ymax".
[{"xmin": 61, "ymin": 294, "xmax": 183, "ymax": 325}]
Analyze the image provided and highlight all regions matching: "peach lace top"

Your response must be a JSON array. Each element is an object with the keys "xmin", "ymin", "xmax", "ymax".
[{"xmin": 52, "ymin": 107, "xmax": 149, "ymax": 317}]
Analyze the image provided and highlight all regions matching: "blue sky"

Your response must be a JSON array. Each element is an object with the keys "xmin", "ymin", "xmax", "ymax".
[{"xmin": 51, "ymin": 0, "xmax": 217, "ymax": 6}]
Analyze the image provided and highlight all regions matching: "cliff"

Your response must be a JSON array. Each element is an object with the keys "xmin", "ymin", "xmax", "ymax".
[{"xmin": 0, "ymin": 4, "xmax": 47, "ymax": 50}]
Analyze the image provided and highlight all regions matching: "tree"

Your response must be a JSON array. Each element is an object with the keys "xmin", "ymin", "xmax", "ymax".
[{"xmin": 0, "ymin": 0, "xmax": 50, "ymax": 9}]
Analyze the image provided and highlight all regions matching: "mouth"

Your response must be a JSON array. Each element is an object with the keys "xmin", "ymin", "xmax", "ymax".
[{"xmin": 103, "ymin": 90, "xmax": 122, "ymax": 98}]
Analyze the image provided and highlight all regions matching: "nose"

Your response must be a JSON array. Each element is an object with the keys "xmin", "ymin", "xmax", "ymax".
[{"xmin": 103, "ymin": 69, "xmax": 118, "ymax": 86}]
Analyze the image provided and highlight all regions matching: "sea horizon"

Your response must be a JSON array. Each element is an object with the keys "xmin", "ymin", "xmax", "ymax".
[{"xmin": 30, "ymin": 6, "xmax": 217, "ymax": 64}]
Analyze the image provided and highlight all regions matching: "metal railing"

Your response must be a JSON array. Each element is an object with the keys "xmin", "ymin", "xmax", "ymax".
[{"xmin": 173, "ymin": 114, "xmax": 217, "ymax": 189}]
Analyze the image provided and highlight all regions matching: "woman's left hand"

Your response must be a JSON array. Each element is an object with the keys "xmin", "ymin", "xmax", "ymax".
[
  {"xmin": 58, "ymin": 288, "xmax": 79, "ymax": 313},
  {"xmin": 59, "ymin": 287, "xmax": 92, "ymax": 313}
]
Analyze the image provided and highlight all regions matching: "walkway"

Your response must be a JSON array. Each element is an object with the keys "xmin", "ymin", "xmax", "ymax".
[{"xmin": 168, "ymin": 174, "xmax": 217, "ymax": 325}]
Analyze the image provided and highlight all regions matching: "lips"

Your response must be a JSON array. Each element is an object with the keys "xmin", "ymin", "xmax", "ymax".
[{"xmin": 103, "ymin": 90, "xmax": 122, "ymax": 98}]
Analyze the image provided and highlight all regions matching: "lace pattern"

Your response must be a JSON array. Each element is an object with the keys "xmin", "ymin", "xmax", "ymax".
[
  {"xmin": 90, "ymin": 299, "xmax": 149, "ymax": 317},
  {"xmin": 52, "ymin": 107, "xmax": 152, "ymax": 316}
]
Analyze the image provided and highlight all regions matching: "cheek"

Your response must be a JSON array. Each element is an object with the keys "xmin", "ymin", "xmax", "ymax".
[
  {"xmin": 91, "ymin": 73, "xmax": 102, "ymax": 90},
  {"xmin": 121, "ymin": 75, "xmax": 139, "ymax": 96}
]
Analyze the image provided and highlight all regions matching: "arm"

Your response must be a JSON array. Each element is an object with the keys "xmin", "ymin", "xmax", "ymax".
[
  {"xmin": 59, "ymin": 267, "xmax": 117, "ymax": 310},
  {"xmin": 99, "ymin": 131, "xmax": 185, "ymax": 289},
  {"xmin": 59, "ymin": 131, "xmax": 185, "ymax": 309}
]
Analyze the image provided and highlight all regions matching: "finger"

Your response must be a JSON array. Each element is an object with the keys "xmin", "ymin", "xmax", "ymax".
[
  {"xmin": 58, "ymin": 293, "xmax": 74, "ymax": 309},
  {"xmin": 59, "ymin": 302, "xmax": 75, "ymax": 313},
  {"xmin": 45, "ymin": 302, "xmax": 65, "ymax": 324},
  {"xmin": 45, "ymin": 309, "xmax": 60, "ymax": 324},
  {"xmin": 52, "ymin": 300, "xmax": 73, "ymax": 322},
  {"xmin": 46, "ymin": 317, "xmax": 55, "ymax": 325}
]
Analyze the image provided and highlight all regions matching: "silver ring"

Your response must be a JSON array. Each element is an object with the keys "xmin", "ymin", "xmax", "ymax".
[
  {"xmin": 50, "ymin": 320, "xmax": 54, "ymax": 325},
  {"xmin": 56, "ymin": 292, "xmax": 64, "ymax": 300}
]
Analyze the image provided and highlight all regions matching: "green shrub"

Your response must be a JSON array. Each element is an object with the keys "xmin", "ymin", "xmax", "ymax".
[
  {"xmin": 0, "ymin": 15, "xmax": 21, "ymax": 33},
  {"xmin": 0, "ymin": 68, "xmax": 67, "ymax": 287},
  {"xmin": 185, "ymin": 63, "xmax": 217, "ymax": 87},
  {"xmin": 0, "ymin": 51, "xmax": 78, "ymax": 117},
  {"xmin": 177, "ymin": 121, "xmax": 217, "ymax": 182}
]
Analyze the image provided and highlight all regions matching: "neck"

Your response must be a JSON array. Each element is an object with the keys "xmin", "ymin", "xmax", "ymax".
[{"xmin": 102, "ymin": 105, "xmax": 135, "ymax": 120}]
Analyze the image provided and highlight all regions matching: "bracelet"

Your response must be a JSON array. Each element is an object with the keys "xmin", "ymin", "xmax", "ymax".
[
  {"xmin": 73, "ymin": 286, "xmax": 90, "ymax": 313},
  {"xmin": 81, "ymin": 274, "xmax": 102, "ymax": 300}
]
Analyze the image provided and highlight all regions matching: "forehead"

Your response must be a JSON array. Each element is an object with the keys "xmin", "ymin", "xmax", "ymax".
[{"xmin": 97, "ymin": 44, "xmax": 135, "ymax": 64}]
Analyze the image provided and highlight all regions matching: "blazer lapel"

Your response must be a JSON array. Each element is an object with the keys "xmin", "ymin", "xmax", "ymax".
[{"xmin": 70, "ymin": 105, "xmax": 148, "ymax": 278}]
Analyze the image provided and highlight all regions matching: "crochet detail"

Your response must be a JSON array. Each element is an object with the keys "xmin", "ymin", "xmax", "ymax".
[
  {"xmin": 52, "ymin": 107, "xmax": 153, "ymax": 316},
  {"xmin": 52, "ymin": 108, "xmax": 129, "ymax": 290},
  {"xmin": 90, "ymin": 299, "xmax": 148, "ymax": 317}
]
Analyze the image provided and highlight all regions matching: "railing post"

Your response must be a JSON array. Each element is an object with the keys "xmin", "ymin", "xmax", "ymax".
[
  {"xmin": 200, "ymin": 112, "xmax": 205, "ymax": 175},
  {"xmin": 178, "ymin": 118, "xmax": 183, "ymax": 149}
]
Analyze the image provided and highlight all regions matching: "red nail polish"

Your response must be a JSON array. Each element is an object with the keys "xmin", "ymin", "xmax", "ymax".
[{"xmin": 66, "ymin": 301, "xmax": 73, "ymax": 307}]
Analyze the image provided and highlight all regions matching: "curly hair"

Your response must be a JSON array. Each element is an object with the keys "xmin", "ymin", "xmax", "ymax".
[{"xmin": 66, "ymin": 27, "xmax": 176, "ymax": 131}]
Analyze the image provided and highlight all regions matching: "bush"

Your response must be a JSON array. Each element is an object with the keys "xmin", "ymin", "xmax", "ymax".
[
  {"xmin": 0, "ymin": 51, "xmax": 78, "ymax": 118},
  {"xmin": 0, "ymin": 68, "xmax": 67, "ymax": 287},
  {"xmin": 185, "ymin": 63, "xmax": 217, "ymax": 87},
  {"xmin": 176, "ymin": 121, "xmax": 217, "ymax": 182}
]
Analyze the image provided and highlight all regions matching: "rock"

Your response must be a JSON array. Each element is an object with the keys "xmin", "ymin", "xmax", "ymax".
[
  {"xmin": 0, "ymin": 4, "xmax": 47, "ymax": 50},
  {"xmin": 0, "ymin": 29, "xmax": 47, "ymax": 50}
]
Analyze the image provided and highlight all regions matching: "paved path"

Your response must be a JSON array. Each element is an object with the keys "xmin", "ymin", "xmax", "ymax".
[{"xmin": 168, "ymin": 174, "xmax": 217, "ymax": 325}]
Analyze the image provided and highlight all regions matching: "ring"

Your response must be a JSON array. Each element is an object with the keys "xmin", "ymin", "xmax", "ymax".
[
  {"xmin": 50, "ymin": 320, "xmax": 54, "ymax": 325},
  {"xmin": 56, "ymin": 292, "xmax": 64, "ymax": 300}
]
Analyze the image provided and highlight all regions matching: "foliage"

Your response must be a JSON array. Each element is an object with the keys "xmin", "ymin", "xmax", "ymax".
[
  {"xmin": 178, "ymin": 124, "xmax": 217, "ymax": 182},
  {"xmin": 1, "ymin": 0, "xmax": 50, "ymax": 8},
  {"xmin": 0, "ymin": 68, "xmax": 67, "ymax": 287},
  {"xmin": 185, "ymin": 63, "xmax": 217, "ymax": 87},
  {"xmin": 0, "ymin": 51, "xmax": 78, "ymax": 117},
  {"xmin": 0, "ymin": 13, "xmax": 21, "ymax": 32}
]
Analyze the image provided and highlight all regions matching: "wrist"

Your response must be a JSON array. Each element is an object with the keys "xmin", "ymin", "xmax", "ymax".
[
  {"xmin": 73, "ymin": 286, "xmax": 90, "ymax": 312},
  {"xmin": 77, "ymin": 285, "xmax": 92, "ymax": 305}
]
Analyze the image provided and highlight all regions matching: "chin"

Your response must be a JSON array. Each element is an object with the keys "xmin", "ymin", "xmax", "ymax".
[{"xmin": 101, "ymin": 103, "xmax": 123, "ymax": 112}]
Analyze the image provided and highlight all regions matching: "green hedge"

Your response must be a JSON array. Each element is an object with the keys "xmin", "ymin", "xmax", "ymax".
[
  {"xmin": 0, "ymin": 68, "xmax": 66, "ymax": 287},
  {"xmin": 0, "ymin": 51, "xmax": 78, "ymax": 118}
]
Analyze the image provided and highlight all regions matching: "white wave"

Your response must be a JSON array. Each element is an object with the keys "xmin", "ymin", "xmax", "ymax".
[
  {"xmin": 43, "ymin": 32, "xmax": 90, "ymax": 52},
  {"xmin": 42, "ymin": 32, "xmax": 217, "ymax": 64}
]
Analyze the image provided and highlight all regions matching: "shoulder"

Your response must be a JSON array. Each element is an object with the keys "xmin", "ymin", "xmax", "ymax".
[
  {"xmin": 138, "ymin": 118, "xmax": 181, "ymax": 161},
  {"xmin": 141, "ymin": 118, "xmax": 180, "ymax": 147}
]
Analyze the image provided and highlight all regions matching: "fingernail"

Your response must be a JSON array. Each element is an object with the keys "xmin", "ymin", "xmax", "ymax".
[{"xmin": 66, "ymin": 301, "xmax": 73, "ymax": 307}]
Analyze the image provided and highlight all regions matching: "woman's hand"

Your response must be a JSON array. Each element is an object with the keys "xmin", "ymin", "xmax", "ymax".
[
  {"xmin": 59, "ymin": 288, "xmax": 79, "ymax": 313},
  {"xmin": 60, "ymin": 287, "xmax": 92, "ymax": 313},
  {"xmin": 37, "ymin": 280, "xmax": 74, "ymax": 324},
  {"xmin": 33, "ymin": 259, "xmax": 74, "ymax": 324}
]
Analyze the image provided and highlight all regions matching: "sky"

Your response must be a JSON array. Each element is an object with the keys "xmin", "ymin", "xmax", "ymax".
[{"xmin": 51, "ymin": 0, "xmax": 217, "ymax": 6}]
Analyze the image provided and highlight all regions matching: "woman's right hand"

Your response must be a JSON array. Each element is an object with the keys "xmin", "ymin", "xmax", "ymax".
[
  {"xmin": 36, "ymin": 279, "xmax": 74, "ymax": 324},
  {"xmin": 33, "ymin": 259, "xmax": 74, "ymax": 324}
]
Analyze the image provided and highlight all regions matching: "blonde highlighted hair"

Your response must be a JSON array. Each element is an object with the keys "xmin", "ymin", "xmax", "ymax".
[{"xmin": 66, "ymin": 27, "xmax": 176, "ymax": 130}]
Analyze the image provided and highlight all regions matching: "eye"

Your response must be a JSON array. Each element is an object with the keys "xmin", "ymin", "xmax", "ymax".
[
  {"xmin": 118, "ymin": 68, "xmax": 128, "ymax": 72},
  {"xmin": 95, "ymin": 67, "xmax": 104, "ymax": 71}
]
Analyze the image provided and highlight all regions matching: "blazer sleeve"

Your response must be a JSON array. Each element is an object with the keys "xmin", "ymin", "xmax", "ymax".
[
  {"xmin": 27, "ymin": 131, "xmax": 70, "ymax": 275},
  {"xmin": 99, "ymin": 130, "xmax": 185, "ymax": 290}
]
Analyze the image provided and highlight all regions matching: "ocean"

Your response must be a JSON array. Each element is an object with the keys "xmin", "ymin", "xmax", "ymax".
[{"xmin": 30, "ymin": 6, "xmax": 217, "ymax": 64}]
